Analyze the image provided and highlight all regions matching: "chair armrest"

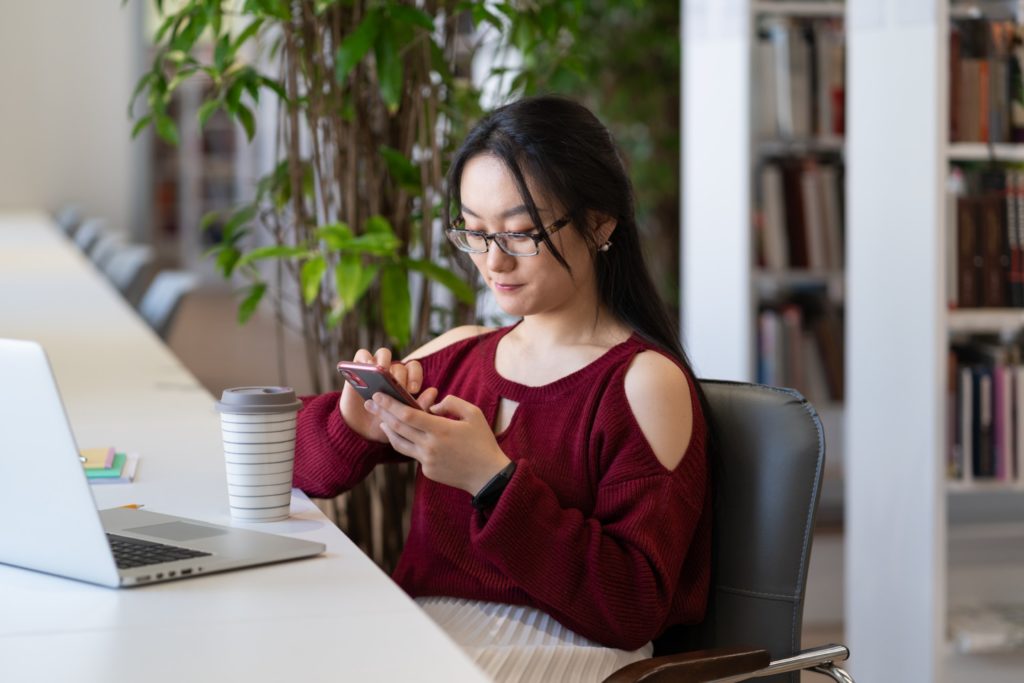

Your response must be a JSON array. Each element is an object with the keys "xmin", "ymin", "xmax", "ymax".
[{"xmin": 601, "ymin": 646, "xmax": 771, "ymax": 683}]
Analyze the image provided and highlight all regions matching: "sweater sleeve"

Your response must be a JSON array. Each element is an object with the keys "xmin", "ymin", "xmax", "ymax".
[
  {"xmin": 292, "ymin": 392, "xmax": 408, "ymax": 499},
  {"xmin": 468, "ymin": 454, "xmax": 706, "ymax": 650}
]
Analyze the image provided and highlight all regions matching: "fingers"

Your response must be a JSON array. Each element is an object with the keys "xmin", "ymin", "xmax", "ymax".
[
  {"xmin": 379, "ymin": 421, "xmax": 418, "ymax": 457},
  {"xmin": 405, "ymin": 360, "xmax": 423, "ymax": 394},
  {"xmin": 428, "ymin": 394, "xmax": 476, "ymax": 420},
  {"xmin": 416, "ymin": 387, "xmax": 438, "ymax": 411}
]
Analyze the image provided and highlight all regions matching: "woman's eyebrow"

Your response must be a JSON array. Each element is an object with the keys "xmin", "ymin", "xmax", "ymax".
[{"xmin": 460, "ymin": 204, "xmax": 534, "ymax": 220}]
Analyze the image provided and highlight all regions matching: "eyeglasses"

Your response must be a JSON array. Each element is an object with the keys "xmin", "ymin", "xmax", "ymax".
[{"xmin": 445, "ymin": 216, "xmax": 570, "ymax": 257}]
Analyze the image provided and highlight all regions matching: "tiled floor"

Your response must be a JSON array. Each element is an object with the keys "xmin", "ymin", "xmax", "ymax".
[{"xmin": 168, "ymin": 283, "xmax": 848, "ymax": 676}]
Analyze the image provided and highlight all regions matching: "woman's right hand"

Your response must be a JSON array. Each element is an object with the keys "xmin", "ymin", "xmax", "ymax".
[{"xmin": 339, "ymin": 348, "xmax": 432, "ymax": 442}]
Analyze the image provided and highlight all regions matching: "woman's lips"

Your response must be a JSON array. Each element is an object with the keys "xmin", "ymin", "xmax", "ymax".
[{"xmin": 493, "ymin": 282, "xmax": 522, "ymax": 292}]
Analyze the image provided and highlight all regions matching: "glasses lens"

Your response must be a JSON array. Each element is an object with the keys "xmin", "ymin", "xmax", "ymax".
[
  {"xmin": 448, "ymin": 230, "xmax": 487, "ymax": 253},
  {"xmin": 496, "ymin": 234, "xmax": 539, "ymax": 256}
]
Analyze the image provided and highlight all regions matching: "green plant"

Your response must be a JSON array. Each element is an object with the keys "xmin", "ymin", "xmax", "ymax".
[{"xmin": 128, "ymin": 0, "xmax": 586, "ymax": 569}]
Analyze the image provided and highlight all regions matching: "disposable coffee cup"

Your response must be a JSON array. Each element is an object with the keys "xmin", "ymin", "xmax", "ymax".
[{"xmin": 215, "ymin": 387, "xmax": 302, "ymax": 522}]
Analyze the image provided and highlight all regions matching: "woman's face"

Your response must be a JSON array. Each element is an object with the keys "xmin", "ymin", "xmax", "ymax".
[{"xmin": 457, "ymin": 154, "xmax": 598, "ymax": 319}]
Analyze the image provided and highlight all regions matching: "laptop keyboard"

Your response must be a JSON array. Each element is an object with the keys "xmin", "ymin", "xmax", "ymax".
[{"xmin": 106, "ymin": 533, "xmax": 211, "ymax": 569}]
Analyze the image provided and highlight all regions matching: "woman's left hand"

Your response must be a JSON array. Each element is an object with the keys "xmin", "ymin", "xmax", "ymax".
[{"xmin": 366, "ymin": 391, "xmax": 511, "ymax": 495}]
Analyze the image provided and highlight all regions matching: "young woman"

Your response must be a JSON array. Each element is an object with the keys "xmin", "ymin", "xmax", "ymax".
[{"xmin": 294, "ymin": 95, "xmax": 710, "ymax": 682}]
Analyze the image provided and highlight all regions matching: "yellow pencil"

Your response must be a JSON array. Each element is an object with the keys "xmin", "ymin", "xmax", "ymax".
[{"xmin": 117, "ymin": 504, "xmax": 145, "ymax": 510}]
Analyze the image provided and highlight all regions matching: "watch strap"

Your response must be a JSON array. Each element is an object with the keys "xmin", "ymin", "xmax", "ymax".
[{"xmin": 471, "ymin": 461, "xmax": 517, "ymax": 510}]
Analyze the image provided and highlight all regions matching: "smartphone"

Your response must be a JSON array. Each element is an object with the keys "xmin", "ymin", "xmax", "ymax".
[{"xmin": 336, "ymin": 361, "xmax": 422, "ymax": 410}]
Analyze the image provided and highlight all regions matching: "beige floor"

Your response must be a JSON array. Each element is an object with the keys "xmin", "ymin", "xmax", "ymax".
[{"xmin": 167, "ymin": 284, "xmax": 847, "ymax": 676}]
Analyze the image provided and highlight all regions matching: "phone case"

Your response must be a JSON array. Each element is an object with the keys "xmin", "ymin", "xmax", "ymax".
[{"xmin": 336, "ymin": 362, "xmax": 421, "ymax": 409}]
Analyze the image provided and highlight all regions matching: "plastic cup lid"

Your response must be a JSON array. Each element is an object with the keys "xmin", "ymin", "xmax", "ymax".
[{"xmin": 215, "ymin": 387, "xmax": 303, "ymax": 415}]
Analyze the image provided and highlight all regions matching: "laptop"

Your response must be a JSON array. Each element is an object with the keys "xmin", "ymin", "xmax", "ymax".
[{"xmin": 0, "ymin": 338, "xmax": 325, "ymax": 588}]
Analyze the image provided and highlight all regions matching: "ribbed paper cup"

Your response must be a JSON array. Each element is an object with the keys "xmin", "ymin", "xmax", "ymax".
[{"xmin": 215, "ymin": 387, "xmax": 302, "ymax": 522}]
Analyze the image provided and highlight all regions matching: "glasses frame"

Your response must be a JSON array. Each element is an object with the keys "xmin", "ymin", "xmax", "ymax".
[{"xmin": 445, "ymin": 216, "xmax": 571, "ymax": 257}]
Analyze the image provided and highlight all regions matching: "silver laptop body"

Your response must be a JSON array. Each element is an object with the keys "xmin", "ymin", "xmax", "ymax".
[{"xmin": 0, "ymin": 338, "xmax": 325, "ymax": 588}]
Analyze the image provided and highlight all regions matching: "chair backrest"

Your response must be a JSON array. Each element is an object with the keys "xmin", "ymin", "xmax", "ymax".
[
  {"xmin": 54, "ymin": 205, "xmax": 82, "ymax": 235},
  {"xmin": 664, "ymin": 380, "xmax": 825, "ymax": 683},
  {"xmin": 72, "ymin": 218, "xmax": 105, "ymax": 253},
  {"xmin": 103, "ymin": 244, "xmax": 156, "ymax": 305},
  {"xmin": 137, "ymin": 270, "xmax": 200, "ymax": 340},
  {"xmin": 88, "ymin": 232, "xmax": 124, "ymax": 270}
]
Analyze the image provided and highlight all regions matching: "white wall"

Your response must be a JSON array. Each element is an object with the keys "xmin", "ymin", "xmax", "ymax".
[{"xmin": 0, "ymin": 1, "xmax": 147, "ymax": 238}]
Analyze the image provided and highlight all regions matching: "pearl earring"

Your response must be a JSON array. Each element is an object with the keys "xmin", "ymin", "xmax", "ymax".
[{"xmin": 598, "ymin": 240, "xmax": 612, "ymax": 252}]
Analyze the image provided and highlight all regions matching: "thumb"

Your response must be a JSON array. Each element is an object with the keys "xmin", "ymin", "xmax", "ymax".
[{"xmin": 429, "ymin": 394, "xmax": 475, "ymax": 420}]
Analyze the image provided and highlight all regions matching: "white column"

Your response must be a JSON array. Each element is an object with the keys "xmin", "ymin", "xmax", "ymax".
[
  {"xmin": 845, "ymin": 1, "xmax": 945, "ymax": 681},
  {"xmin": 681, "ymin": 0, "xmax": 753, "ymax": 382}
]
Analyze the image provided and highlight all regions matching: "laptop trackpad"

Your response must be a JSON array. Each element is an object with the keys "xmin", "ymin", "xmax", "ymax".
[{"xmin": 126, "ymin": 522, "xmax": 228, "ymax": 542}]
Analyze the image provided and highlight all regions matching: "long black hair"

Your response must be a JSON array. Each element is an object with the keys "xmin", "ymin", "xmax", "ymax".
[{"xmin": 445, "ymin": 95, "xmax": 699, "ymax": 379}]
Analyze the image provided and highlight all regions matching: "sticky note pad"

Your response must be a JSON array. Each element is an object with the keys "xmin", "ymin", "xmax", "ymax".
[
  {"xmin": 80, "ymin": 447, "xmax": 115, "ymax": 469},
  {"xmin": 85, "ymin": 452, "xmax": 126, "ymax": 479}
]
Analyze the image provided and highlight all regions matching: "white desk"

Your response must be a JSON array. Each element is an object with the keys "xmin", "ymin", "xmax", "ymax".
[{"xmin": 0, "ymin": 212, "xmax": 489, "ymax": 682}]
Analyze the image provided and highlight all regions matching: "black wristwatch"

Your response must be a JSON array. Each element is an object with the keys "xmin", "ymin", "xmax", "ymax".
[{"xmin": 471, "ymin": 461, "xmax": 517, "ymax": 510}]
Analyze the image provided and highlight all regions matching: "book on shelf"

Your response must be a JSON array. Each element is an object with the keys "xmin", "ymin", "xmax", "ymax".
[
  {"xmin": 756, "ymin": 158, "xmax": 844, "ymax": 271},
  {"xmin": 950, "ymin": 18, "xmax": 1024, "ymax": 144},
  {"xmin": 949, "ymin": 341, "xmax": 1024, "ymax": 483},
  {"xmin": 757, "ymin": 291, "xmax": 843, "ymax": 404},
  {"xmin": 755, "ymin": 16, "xmax": 845, "ymax": 142},
  {"xmin": 947, "ymin": 165, "xmax": 1024, "ymax": 309}
]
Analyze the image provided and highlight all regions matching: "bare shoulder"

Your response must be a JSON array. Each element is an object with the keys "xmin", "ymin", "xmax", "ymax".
[
  {"xmin": 404, "ymin": 325, "xmax": 494, "ymax": 362},
  {"xmin": 623, "ymin": 350, "xmax": 695, "ymax": 471}
]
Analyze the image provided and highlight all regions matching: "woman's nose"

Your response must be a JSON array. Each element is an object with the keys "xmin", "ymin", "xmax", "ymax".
[{"xmin": 486, "ymin": 242, "xmax": 515, "ymax": 271}]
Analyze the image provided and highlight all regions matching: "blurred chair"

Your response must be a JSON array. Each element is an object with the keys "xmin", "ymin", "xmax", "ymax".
[
  {"xmin": 88, "ymin": 231, "xmax": 125, "ymax": 270},
  {"xmin": 603, "ymin": 381, "xmax": 852, "ymax": 683},
  {"xmin": 54, "ymin": 205, "xmax": 82, "ymax": 236},
  {"xmin": 137, "ymin": 270, "xmax": 200, "ymax": 341},
  {"xmin": 103, "ymin": 244, "xmax": 157, "ymax": 306},
  {"xmin": 72, "ymin": 218, "xmax": 105, "ymax": 254}
]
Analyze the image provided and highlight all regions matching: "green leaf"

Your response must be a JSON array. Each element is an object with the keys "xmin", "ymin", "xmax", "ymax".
[
  {"xmin": 300, "ymin": 255, "xmax": 327, "ymax": 306},
  {"xmin": 236, "ymin": 104, "xmax": 256, "ymax": 140},
  {"xmin": 128, "ymin": 71, "xmax": 157, "ymax": 113},
  {"xmin": 154, "ymin": 114, "xmax": 180, "ymax": 145},
  {"xmin": 215, "ymin": 245, "xmax": 241, "ymax": 277},
  {"xmin": 316, "ymin": 222, "xmax": 354, "ymax": 250},
  {"xmin": 379, "ymin": 146, "xmax": 421, "ymax": 192},
  {"xmin": 389, "ymin": 5, "xmax": 434, "ymax": 31},
  {"xmin": 236, "ymin": 244, "xmax": 309, "ymax": 267},
  {"xmin": 335, "ymin": 255, "xmax": 379, "ymax": 310},
  {"xmin": 200, "ymin": 210, "xmax": 222, "ymax": 231},
  {"xmin": 197, "ymin": 100, "xmax": 220, "ymax": 128},
  {"xmin": 236, "ymin": 282, "xmax": 266, "ymax": 324},
  {"xmin": 364, "ymin": 214, "xmax": 394, "ymax": 235},
  {"xmin": 374, "ymin": 28, "xmax": 402, "ymax": 113},
  {"xmin": 471, "ymin": 5, "xmax": 503, "ymax": 31},
  {"xmin": 224, "ymin": 204, "xmax": 257, "ymax": 236},
  {"xmin": 335, "ymin": 11, "xmax": 380, "ymax": 84},
  {"xmin": 351, "ymin": 233, "xmax": 400, "ymax": 255},
  {"xmin": 233, "ymin": 18, "xmax": 264, "ymax": 52},
  {"xmin": 380, "ymin": 264, "xmax": 411, "ymax": 347},
  {"xmin": 226, "ymin": 80, "xmax": 244, "ymax": 110},
  {"xmin": 153, "ymin": 14, "xmax": 176, "ymax": 43},
  {"xmin": 258, "ymin": 75, "xmax": 287, "ymax": 101},
  {"xmin": 406, "ymin": 259, "xmax": 475, "ymax": 305},
  {"xmin": 131, "ymin": 115, "xmax": 152, "ymax": 139}
]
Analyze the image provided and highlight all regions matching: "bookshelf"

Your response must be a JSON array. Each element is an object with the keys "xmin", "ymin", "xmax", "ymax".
[
  {"xmin": 682, "ymin": 0, "xmax": 847, "ymax": 517},
  {"xmin": 844, "ymin": 0, "xmax": 1024, "ymax": 681},
  {"xmin": 685, "ymin": 0, "xmax": 1024, "ymax": 680}
]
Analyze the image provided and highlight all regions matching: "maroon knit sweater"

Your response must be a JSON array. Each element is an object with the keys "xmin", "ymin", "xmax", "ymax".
[{"xmin": 293, "ymin": 326, "xmax": 711, "ymax": 650}]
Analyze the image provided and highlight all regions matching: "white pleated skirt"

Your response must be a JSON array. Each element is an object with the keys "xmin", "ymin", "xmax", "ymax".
[{"xmin": 416, "ymin": 596, "xmax": 653, "ymax": 683}]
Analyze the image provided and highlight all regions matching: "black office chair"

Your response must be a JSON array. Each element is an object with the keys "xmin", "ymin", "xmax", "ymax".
[{"xmin": 604, "ymin": 381, "xmax": 853, "ymax": 683}]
